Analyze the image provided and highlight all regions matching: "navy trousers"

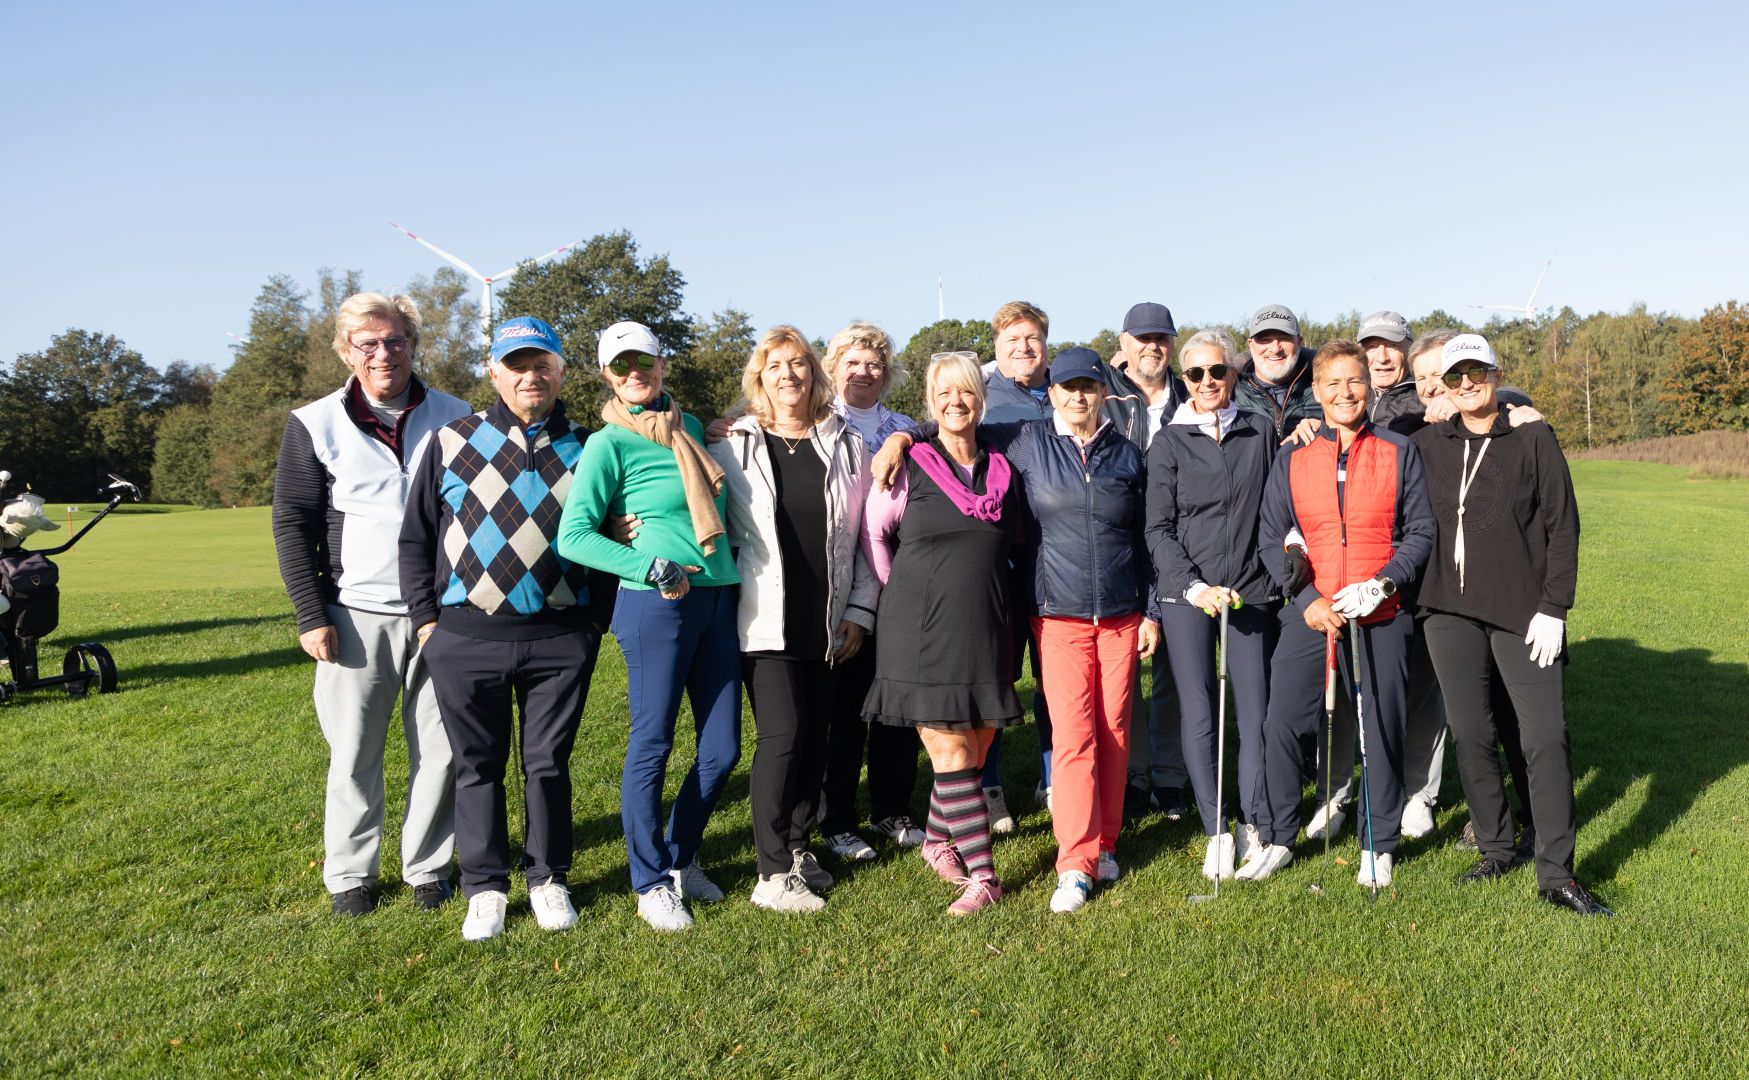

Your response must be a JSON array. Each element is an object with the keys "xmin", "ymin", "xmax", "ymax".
[
  {"xmin": 1162, "ymin": 600, "xmax": 1277, "ymax": 836},
  {"xmin": 613, "ymin": 585, "xmax": 743, "ymax": 894}
]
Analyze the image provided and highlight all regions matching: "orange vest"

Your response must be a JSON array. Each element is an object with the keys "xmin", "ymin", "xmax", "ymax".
[{"xmin": 1289, "ymin": 429, "xmax": 1401, "ymax": 624}]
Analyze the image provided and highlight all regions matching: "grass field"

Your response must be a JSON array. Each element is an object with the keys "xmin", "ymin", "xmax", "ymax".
[{"xmin": 4, "ymin": 460, "xmax": 1748, "ymax": 1077}]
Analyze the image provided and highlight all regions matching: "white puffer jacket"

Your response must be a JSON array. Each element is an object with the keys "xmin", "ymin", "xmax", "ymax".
[{"xmin": 710, "ymin": 412, "xmax": 879, "ymax": 656}]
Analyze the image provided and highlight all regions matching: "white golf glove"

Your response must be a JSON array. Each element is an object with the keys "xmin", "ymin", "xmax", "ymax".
[
  {"xmin": 1331, "ymin": 578, "xmax": 1389, "ymax": 619},
  {"xmin": 1525, "ymin": 612, "xmax": 1565, "ymax": 668}
]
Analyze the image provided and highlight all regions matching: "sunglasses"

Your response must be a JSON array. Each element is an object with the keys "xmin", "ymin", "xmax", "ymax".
[
  {"xmin": 1182, "ymin": 364, "xmax": 1231, "ymax": 383},
  {"xmin": 1441, "ymin": 365, "xmax": 1496, "ymax": 388},
  {"xmin": 607, "ymin": 353, "xmax": 659, "ymax": 377}
]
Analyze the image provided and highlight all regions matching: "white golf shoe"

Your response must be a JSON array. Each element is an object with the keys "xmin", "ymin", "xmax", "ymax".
[
  {"xmin": 1049, "ymin": 870, "xmax": 1094, "ymax": 913},
  {"xmin": 1235, "ymin": 843, "xmax": 1293, "ymax": 881},
  {"xmin": 636, "ymin": 883, "xmax": 694, "ymax": 932},
  {"xmin": 1399, "ymin": 797, "xmax": 1436, "ymax": 840},
  {"xmin": 1306, "ymin": 798, "xmax": 1347, "ymax": 842},
  {"xmin": 751, "ymin": 872, "xmax": 826, "ymax": 913},
  {"xmin": 1202, "ymin": 833, "xmax": 1236, "ymax": 881},
  {"xmin": 1357, "ymin": 850, "xmax": 1394, "ymax": 889},
  {"xmin": 461, "ymin": 890, "xmax": 509, "ymax": 941},
  {"xmin": 671, "ymin": 862, "xmax": 726, "ymax": 903},
  {"xmin": 1096, "ymin": 851, "xmax": 1121, "ymax": 883},
  {"xmin": 528, "ymin": 878, "xmax": 577, "ymax": 931},
  {"xmin": 1236, "ymin": 822, "xmax": 1262, "ymax": 865},
  {"xmin": 984, "ymin": 786, "xmax": 1015, "ymax": 834}
]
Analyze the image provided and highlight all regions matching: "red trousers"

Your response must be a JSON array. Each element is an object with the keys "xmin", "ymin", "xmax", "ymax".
[{"xmin": 1034, "ymin": 613, "xmax": 1140, "ymax": 875}]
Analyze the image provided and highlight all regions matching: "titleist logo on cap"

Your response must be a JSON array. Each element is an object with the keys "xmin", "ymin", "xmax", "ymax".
[
  {"xmin": 1255, "ymin": 308, "xmax": 1292, "ymax": 323},
  {"xmin": 497, "ymin": 324, "xmax": 544, "ymax": 340},
  {"xmin": 1447, "ymin": 340, "xmax": 1487, "ymax": 357}
]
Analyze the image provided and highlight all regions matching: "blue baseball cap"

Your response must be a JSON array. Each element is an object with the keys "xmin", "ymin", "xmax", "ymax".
[
  {"xmin": 490, "ymin": 316, "xmax": 567, "ymax": 365},
  {"xmin": 1049, "ymin": 346, "xmax": 1105, "ymax": 386},
  {"xmin": 1122, "ymin": 302, "xmax": 1177, "ymax": 337}
]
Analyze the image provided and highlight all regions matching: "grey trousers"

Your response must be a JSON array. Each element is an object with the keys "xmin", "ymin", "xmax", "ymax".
[{"xmin": 313, "ymin": 605, "xmax": 455, "ymax": 893}]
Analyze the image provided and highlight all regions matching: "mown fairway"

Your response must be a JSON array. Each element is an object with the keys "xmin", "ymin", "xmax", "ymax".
[{"xmin": 3, "ymin": 461, "xmax": 1747, "ymax": 1077}]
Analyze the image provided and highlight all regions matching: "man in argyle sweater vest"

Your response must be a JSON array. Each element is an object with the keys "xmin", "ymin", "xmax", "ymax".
[{"xmin": 400, "ymin": 316, "xmax": 616, "ymax": 941}]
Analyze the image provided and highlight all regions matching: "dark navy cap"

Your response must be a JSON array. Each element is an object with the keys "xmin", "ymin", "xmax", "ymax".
[
  {"xmin": 1122, "ymin": 302, "xmax": 1177, "ymax": 337},
  {"xmin": 1048, "ymin": 347, "xmax": 1105, "ymax": 386}
]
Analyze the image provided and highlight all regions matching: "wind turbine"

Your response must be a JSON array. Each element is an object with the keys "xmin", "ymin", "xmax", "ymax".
[
  {"xmin": 225, "ymin": 331, "xmax": 249, "ymax": 345},
  {"xmin": 390, "ymin": 223, "xmax": 585, "ymax": 336},
  {"xmin": 937, "ymin": 274, "xmax": 945, "ymax": 321},
  {"xmin": 1474, "ymin": 254, "xmax": 1556, "ymax": 316}
]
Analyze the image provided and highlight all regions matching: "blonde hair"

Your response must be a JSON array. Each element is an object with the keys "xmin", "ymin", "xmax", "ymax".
[
  {"xmin": 1407, "ymin": 328, "xmax": 1461, "ymax": 365},
  {"xmin": 926, "ymin": 351, "xmax": 987, "ymax": 422},
  {"xmin": 1311, "ymin": 339, "xmax": 1368, "ymax": 383},
  {"xmin": 992, "ymin": 300, "xmax": 1050, "ymax": 339},
  {"xmin": 1177, "ymin": 328, "xmax": 1237, "ymax": 369},
  {"xmin": 332, "ymin": 292, "xmax": 420, "ymax": 360},
  {"xmin": 821, "ymin": 320, "xmax": 903, "ymax": 396},
  {"xmin": 741, "ymin": 325, "xmax": 835, "ymax": 428}
]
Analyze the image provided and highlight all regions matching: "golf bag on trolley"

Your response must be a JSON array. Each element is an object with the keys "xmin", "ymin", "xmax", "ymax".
[{"xmin": 0, "ymin": 472, "xmax": 138, "ymax": 703}]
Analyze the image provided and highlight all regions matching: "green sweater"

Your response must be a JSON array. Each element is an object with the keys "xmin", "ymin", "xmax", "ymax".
[{"xmin": 557, "ymin": 412, "xmax": 740, "ymax": 591}]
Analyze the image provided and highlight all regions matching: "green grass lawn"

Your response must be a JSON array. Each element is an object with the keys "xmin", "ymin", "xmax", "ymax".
[{"xmin": 4, "ymin": 461, "xmax": 1747, "ymax": 1077}]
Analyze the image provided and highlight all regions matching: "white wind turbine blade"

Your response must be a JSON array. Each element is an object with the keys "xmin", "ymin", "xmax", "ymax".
[
  {"xmin": 1523, "ymin": 255, "xmax": 1555, "ymax": 310},
  {"xmin": 226, "ymin": 330, "xmax": 249, "ymax": 345},
  {"xmin": 389, "ymin": 222, "xmax": 489, "ymax": 283},
  {"xmin": 487, "ymin": 237, "xmax": 586, "ymax": 284}
]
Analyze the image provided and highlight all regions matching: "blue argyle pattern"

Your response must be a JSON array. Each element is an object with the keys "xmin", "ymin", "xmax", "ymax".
[{"xmin": 433, "ymin": 404, "xmax": 590, "ymax": 617}]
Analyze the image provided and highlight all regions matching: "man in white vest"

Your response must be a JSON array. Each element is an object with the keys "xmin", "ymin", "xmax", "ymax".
[{"xmin": 272, "ymin": 292, "xmax": 472, "ymax": 916}]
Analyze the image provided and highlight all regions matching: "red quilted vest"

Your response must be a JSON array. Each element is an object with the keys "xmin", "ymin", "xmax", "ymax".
[{"xmin": 1289, "ymin": 428, "xmax": 1401, "ymax": 624}]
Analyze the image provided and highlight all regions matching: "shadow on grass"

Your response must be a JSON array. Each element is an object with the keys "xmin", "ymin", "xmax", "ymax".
[
  {"xmin": 1565, "ymin": 637, "xmax": 1749, "ymax": 885},
  {"xmin": 125, "ymin": 646, "xmax": 309, "ymax": 685},
  {"xmin": 63, "ymin": 614, "xmax": 284, "ymax": 646}
]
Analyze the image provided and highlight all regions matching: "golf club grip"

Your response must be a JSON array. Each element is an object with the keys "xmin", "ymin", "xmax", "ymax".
[
  {"xmin": 1216, "ymin": 605, "xmax": 1228, "ymax": 679},
  {"xmin": 1323, "ymin": 630, "xmax": 1338, "ymax": 711}
]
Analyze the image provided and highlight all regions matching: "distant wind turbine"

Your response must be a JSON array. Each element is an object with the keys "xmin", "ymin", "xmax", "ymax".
[
  {"xmin": 390, "ymin": 222, "xmax": 585, "ymax": 336},
  {"xmin": 226, "ymin": 331, "xmax": 249, "ymax": 345},
  {"xmin": 937, "ymin": 274, "xmax": 945, "ymax": 321},
  {"xmin": 1473, "ymin": 254, "xmax": 1556, "ymax": 316}
]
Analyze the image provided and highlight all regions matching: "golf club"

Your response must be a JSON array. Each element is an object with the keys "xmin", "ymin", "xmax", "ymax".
[
  {"xmin": 1353, "ymin": 627, "xmax": 1380, "ymax": 900},
  {"xmin": 1323, "ymin": 629, "xmax": 1338, "ymax": 864},
  {"xmin": 1188, "ymin": 602, "xmax": 1231, "ymax": 904}
]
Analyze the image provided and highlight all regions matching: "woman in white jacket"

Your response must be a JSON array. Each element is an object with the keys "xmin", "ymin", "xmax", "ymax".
[{"xmin": 710, "ymin": 325, "xmax": 879, "ymax": 912}]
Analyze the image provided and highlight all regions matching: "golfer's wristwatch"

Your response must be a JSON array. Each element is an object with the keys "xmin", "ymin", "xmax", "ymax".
[{"xmin": 1378, "ymin": 577, "xmax": 1397, "ymax": 598}]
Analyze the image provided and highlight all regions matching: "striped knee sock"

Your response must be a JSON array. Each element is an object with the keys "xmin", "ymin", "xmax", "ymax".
[
  {"xmin": 935, "ymin": 768, "xmax": 995, "ymax": 879},
  {"xmin": 926, "ymin": 787, "xmax": 952, "ymax": 846}
]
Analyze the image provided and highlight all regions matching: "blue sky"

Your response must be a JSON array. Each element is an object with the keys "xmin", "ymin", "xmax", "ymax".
[{"xmin": 6, "ymin": 1, "xmax": 1746, "ymax": 371}]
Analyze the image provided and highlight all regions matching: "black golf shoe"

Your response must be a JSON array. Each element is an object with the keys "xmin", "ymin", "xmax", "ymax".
[
  {"xmin": 1456, "ymin": 856, "xmax": 1516, "ymax": 885},
  {"xmin": 412, "ymin": 880, "xmax": 454, "ymax": 911},
  {"xmin": 1122, "ymin": 784, "xmax": 1153, "ymax": 825},
  {"xmin": 1538, "ymin": 878, "xmax": 1614, "ymax": 917},
  {"xmin": 1152, "ymin": 786, "xmax": 1187, "ymax": 823},
  {"xmin": 331, "ymin": 886, "xmax": 375, "ymax": 917}
]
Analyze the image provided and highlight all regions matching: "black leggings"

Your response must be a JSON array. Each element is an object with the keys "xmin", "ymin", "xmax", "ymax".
[
  {"xmin": 743, "ymin": 655, "xmax": 836, "ymax": 877},
  {"xmin": 1422, "ymin": 612, "xmax": 1575, "ymax": 888},
  {"xmin": 818, "ymin": 643, "xmax": 920, "ymax": 832}
]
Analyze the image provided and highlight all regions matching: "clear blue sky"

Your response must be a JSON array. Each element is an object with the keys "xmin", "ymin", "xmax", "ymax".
[{"xmin": 6, "ymin": 1, "xmax": 1746, "ymax": 371}]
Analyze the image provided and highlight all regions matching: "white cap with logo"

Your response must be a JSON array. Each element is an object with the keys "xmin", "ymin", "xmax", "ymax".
[
  {"xmin": 1438, "ymin": 333, "xmax": 1499, "ymax": 375},
  {"xmin": 597, "ymin": 321, "xmax": 663, "ymax": 369}
]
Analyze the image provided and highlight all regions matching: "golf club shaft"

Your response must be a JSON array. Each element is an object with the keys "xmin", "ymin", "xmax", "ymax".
[{"xmin": 1323, "ymin": 629, "xmax": 1337, "ymax": 862}]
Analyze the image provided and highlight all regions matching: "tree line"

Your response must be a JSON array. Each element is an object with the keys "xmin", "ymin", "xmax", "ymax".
[{"xmin": 3, "ymin": 230, "xmax": 1747, "ymax": 504}]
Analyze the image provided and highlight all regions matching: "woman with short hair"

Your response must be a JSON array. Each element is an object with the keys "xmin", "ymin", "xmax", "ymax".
[
  {"xmin": 1144, "ymin": 329, "xmax": 1279, "ymax": 881},
  {"xmin": 710, "ymin": 326, "xmax": 879, "ymax": 912},
  {"xmin": 862, "ymin": 351, "xmax": 1025, "ymax": 916},
  {"xmin": 1412, "ymin": 334, "xmax": 1608, "ymax": 915},
  {"xmin": 557, "ymin": 321, "xmax": 742, "ymax": 933}
]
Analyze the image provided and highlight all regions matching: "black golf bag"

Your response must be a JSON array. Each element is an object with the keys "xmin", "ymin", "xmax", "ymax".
[{"xmin": 1, "ymin": 550, "xmax": 61, "ymax": 642}]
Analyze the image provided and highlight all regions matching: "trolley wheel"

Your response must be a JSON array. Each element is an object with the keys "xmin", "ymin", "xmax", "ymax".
[{"xmin": 62, "ymin": 643, "xmax": 118, "ymax": 697}]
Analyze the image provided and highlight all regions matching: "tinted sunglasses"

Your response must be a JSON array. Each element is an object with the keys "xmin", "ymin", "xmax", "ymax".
[
  {"xmin": 1182, "ymin": 364, "xmax": 1231, "ymax": 383},
  {"xmin": 1441, "ymin": 364, "xmax": 1496, "ymax": 388},
  {"xmin": 607, "ymin": 353, "xmax": 659, "ymax": 377}
]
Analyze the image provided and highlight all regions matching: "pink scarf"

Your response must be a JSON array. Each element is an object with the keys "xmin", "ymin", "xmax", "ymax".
[{"xmin": 908, "ymin": 443, "xmax": 1011, "ymax": 522}]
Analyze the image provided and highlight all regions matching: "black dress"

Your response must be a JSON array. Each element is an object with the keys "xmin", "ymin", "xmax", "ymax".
[{"xmin": 862, "ymin": 441, "xmax": 1024, "ymax": 730}]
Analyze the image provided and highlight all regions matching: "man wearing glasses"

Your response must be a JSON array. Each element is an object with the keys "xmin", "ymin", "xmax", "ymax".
[{"xmin": 274, "ymin": 292, "xmax": 472, "ymax": 916}]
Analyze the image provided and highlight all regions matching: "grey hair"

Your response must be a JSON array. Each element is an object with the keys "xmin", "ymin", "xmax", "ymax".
[
  {"xmin": 1176, "ymin": 328, "xmax": 1237, "ymax": 368},
  {"xmin": 1407, "ymin": 328, "xmax": 1461, "ymax": 364}
]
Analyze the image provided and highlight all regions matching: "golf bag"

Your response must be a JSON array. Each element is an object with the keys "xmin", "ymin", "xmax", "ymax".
[{"xmin": 1, "ymin": 551, "xmax": 60, "ymax": 641}]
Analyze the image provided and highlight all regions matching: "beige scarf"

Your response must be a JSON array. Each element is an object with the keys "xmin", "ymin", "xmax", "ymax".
[{"xmin": 601, "ymin": 395, "xmax": 726, "ymax": 556}]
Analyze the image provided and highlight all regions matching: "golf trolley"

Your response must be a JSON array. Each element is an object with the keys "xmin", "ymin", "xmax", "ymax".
[{"xmin": 0, "ymin": 470, "xmax": 141, "ymax": 703}]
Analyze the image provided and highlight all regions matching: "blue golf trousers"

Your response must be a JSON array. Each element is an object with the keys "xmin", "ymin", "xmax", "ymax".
[
  {"xmin": 1260, "ymin": 606, "xmax": 1410, "ymax": 854},
  {"xmin": 1162, "ymin": 600, "xmax": 1277, "ymax": 837},
  {"xmin": 613, "ymin": 585, "xmax": 743, "ymax": 894}
]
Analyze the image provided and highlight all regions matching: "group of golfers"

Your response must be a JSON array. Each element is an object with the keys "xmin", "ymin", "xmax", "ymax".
[{"xmin": 274, "ymin": 290, "xmax": 1610, "ymax": 942}]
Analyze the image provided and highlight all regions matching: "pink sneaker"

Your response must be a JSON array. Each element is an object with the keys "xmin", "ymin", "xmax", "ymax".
[
  {"xmin": 946, "ymin": 875, "xmax": 1002, "ymax": 916},
  {"xmin": 920, "ymin": 840, "xmax": 966, "ymax": 883}
]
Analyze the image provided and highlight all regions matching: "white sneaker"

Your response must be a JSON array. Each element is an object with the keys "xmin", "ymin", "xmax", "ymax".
[
  {"xmin": 873, "ymin": 815, "xmax": 925, "ymax": 847},
  {"xmin": 671, "ymin": 862, "xmax": 725, "ymax": 903},
  {"xmin": 1357, "ymin": 850, "xmax": 1395, "ymax": 889},
  {"xmin": 528, "ymin": 878, "xmax": 577, "ymax": 931},
  {"xmin": 1236, "ymin": 822, "xmax": 1262, "ymax": 864},
  {"xmin": 1034, "ymin": 781, "xmax": 1053, "ymax": 816},
  {"xmin": 1400, "ymin": 796, "xmax": 1436, "ymax": 839},
  {"xmin": 984, "ymin": 786, "xmax": 1015, "ymax": 834},
  {"xmin": 750, "ymin": 872, "xmax": 826, "ymax": 913},
  {"xmin": 1096, "ymin": 851, "xmax": 1120, "ymax": 883},
  {"xmin": 461, "ymin": 890, "xmax": 508, "ymax": 941},
  {"xmin": 1202, "ymin": 833, "xmax": 1236, "ymax": 881},
  {"xmin": 636, "ymin": 883, "xmax": 694, "ymax": 932},
  {"xmin": 1306, "ymin": 798, "xmax": 1347, "ymax": 842},
  {"xmin": 1235, "ymin": 843, "xmax": 1294, "ymax": 881},
  {"xmin": 823, "ymin": 830, "xmax": 877, "ymax": 862},
  {"xmin": 1049, "ymin": 870, "xmax": 1094, "ymax": 913}
]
